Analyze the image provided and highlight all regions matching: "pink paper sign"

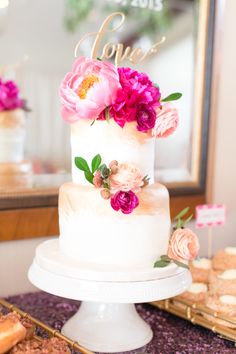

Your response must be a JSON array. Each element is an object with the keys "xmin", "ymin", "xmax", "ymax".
[{"xmin": 196, "ymin": 204, "xmax": 226, "ymax": 228}]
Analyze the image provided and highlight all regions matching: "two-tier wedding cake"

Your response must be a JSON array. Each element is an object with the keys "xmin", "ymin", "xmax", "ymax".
[{"xmin": 58, "ymin": 57, "xmax": 181, "ymax": 270}]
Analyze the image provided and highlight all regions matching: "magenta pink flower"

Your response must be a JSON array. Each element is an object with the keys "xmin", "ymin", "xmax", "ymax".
[
  {"xmin": 136, "ymin": 105, "xmax": 156, "ymax": 132},
  {"xmin": 110, "ymin": 190, "xmax": 139, "ymax": 214},
  {"xmin": 60, "ymin": 57, "xmax": 121, "ymax": 123},
  {"xmin": 152, "ymin": 103, "xmax": 179, "ymax": 138},
  {"xmin": 168, "ymin": 228, "xmax": 200, "ymax": 262},
  {"xmin": 109, "ymin": 67, "xmax": 161, "ymax": 128},
  {"xmin": 0, "ymin": 79, "xmax": 23, "ymax": 111}
]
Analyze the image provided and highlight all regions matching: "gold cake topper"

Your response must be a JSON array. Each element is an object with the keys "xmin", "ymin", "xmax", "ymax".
[{"xmin": 74, "ymin": 12, "xmax": 165, "ymax": 67}]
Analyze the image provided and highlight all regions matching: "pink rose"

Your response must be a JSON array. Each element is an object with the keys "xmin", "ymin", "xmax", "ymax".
[
  {"xmin": 168, "ymin": 228, "xmax": 200, "ymax": 262},
  {"xmin": 152, "ymin": 103, "xmax": 179, "ymax": 138},
  {"xmin": 109, "ymin": 163, "xmax": 144, "ymax": 193},
  {"xmin": 60, "ymin": 57, "xmax": 121, "ymax": 123},
  {"xmin": 110, "ymin": 190, "xmax": 139, "ymax": 214}
]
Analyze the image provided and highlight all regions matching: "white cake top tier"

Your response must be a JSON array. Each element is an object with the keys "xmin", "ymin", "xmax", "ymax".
[{"xmin": 71, "ymin": 119, "xmax": 155, "ymax": 185}]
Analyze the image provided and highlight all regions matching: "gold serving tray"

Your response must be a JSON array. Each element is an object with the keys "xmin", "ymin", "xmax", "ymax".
[
  {"xmin": 0, "ymin": 298, "xmax": 94, "ymax": 354},
  {"xmin": 151, "ymin": 298, "xmax": 236, "ymax": 345}
]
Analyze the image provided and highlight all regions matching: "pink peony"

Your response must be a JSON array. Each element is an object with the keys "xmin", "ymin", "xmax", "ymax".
[
  {"xmin": 109, "ymin": 163, "xmax": 144, "ymax": 193},
  {"xmin": 110, "ymin": 190, "xmax": 139, "ymax": 214},
  {"xmin": 109, "ymin": 67, "xmax": 161, "ymax": 128},
  {"xmin": 0, "ymin": 79, "xmax": 23, "ymax": 111},
  {"xmin": 168, "ymin": 228, "xmax": 200, "ymax": 262},
  {"xmin": 152, "ymin": 103, "xmax": 179, "ymax": 138},
  {"xmin": 136, "ymin": 105, "xmax": 156, "ymax": 132},
  {"xmin": 60, "ymin": 57, "xmax": 121, "ymax": 123}
]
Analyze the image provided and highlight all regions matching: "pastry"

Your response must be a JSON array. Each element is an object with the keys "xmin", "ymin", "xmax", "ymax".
[
  {"xmin": 176, "ymin": 282, "xmax": 208, "ymax": 304},
  {"xmin": 189, "ymin": 258, "xmax": 211, "ymax": 283},
  {"xmin": 212, "ymin": 247, "xmax": 236, "ymax": 270},
  {"xmin": 204, "ymin": 294, "xmax": 236, "ymax": 328},
  {"xmin": 209, "ymin": 269, "xmax": 236, "ymax": 296},
  {"xmin": 0, "ymin": 313, "xmax": 26, "ymax": 354}
]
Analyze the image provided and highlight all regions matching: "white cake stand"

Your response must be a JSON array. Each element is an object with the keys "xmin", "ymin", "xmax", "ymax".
[{"xmin": 28, "ymin": 239, "xmax": 191, "ymax": 353}]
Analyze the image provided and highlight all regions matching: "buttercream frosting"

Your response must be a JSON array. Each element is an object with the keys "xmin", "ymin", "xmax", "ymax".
[
  {"xmin": 218, "ymin": 269, "xmax": 236, "ymax": 280},
  {"xmin": 225, "ymin": 247, "xmax": 236, "ymax": 255},
  {"xmin": 188, "ymin": 283, "xmax": 208, "ymax": 294},
  {"xmin": 220, "ymin": 295, "xmax": 236, "ymax": 305},
  {"xmin": 192, "ymin": 258, "xmax": 211, "ymax": 270}
]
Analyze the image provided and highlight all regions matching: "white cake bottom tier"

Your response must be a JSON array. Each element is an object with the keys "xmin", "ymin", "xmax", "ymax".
[{"xmin": 59, "ymin": 182, "xmax": 171, "ymax": 269}]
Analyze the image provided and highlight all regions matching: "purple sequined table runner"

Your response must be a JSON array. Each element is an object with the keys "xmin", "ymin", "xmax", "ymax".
[{"xmin": 4, "ymin": 292, "xmax": 236, "ymax": 354}]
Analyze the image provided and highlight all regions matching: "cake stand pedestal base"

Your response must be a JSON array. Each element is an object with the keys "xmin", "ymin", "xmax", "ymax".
[
  {"xmin": 62, "ymin": 302, "xmax": 152, "ymax": 353},
  {"xmin": 28, "ymin": 239, "xmax": 192, "ymax": 353}
]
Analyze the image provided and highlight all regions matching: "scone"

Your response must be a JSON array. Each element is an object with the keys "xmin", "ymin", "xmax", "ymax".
[
  {"xmin": 204, "ymin": 294, "xmax": 236, "ymax": 328},
  {"xmin": 209, "ymin": 269, "xmax": 236, "ymax": 296},
  {"xmin": 212, "ymin": 247, "xmax": 236, "ymax": 270},
  {"xmin": 189, "ymin": 258, "xmax": 211, "ymax": 283},
  {"xmin": 175, "ymin": 282, "xmax": 208, "ymax": 304}
]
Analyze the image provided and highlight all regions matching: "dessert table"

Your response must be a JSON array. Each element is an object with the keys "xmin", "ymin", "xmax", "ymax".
[{"xmin": 5, "ymin": 291, "xmax": 236, "ymax": 354}]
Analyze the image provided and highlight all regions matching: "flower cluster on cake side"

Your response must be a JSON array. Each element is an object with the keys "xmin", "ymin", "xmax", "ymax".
[
  {"xmin": 154, "ymin": 207, "xmax": 200, "ymax": 269},
  {"xmin": 59, "ymin": 57, "xmax": 181, "ymax": 136},
  {"xmin": 75, "ymin": 154, "xmax": 149, "ymax": 214},
  {"xmin": 0, "ymin": 78, "xmax": 30, "ymax": 112}
]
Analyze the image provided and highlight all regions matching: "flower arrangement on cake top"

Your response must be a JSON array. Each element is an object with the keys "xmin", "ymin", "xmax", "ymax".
[
  {"xmin": 154, "ymin": 207, "xmax": 200, "ymax": 269},
  {"xmin": 0, "ymin": 78, "xmax": 30, "ymax": 112},
  {"xmin": 75, "ymin": 154, "xmax": 149, "ymax": 214},
  {"xmin": 60, "ymin": 57, "xmax": 181, "ymax": 137}
]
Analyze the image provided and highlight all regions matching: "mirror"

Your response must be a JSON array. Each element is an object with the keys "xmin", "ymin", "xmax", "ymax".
[{"xmin": 0, "ymin": 0, "xmax": 215, "ymax": 210}]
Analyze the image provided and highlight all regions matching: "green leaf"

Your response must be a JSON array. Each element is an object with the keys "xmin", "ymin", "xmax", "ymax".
[
  {"xmin": 176, "ymin": 219, "xmax": 184, "ymax": 229},
  {"xmin": 91, "ymin": 154, "xmax": 102, "ymax": 173},
  {"xmin": 100, "ymin": 165, "xmax": 110, "ymax": 179},
  {"xmin": 154, "ymin": 259, "xmax": 170, "ymax": 268},
  {"xmin": 84, "ymin": 171, "xmax": 94, "ymax": 184},
  {"xmin": 97, "ymin": 57, "xmax": 102, "ymax": 61},
  {"xmin": 183, "ymin": 214, "xmax": 193, "ymax": 225},
  {"xmin": 173, "ymin": 260, "xmax": 189, "ymax": 270},
  {"xmin": 98, "ymin": 163, "xmax": 106, "ymax": 171},
  {"xmin": 75, "ymin": 157, "xmax": 90, "ymax": 172},
  {"xmin": 162, "ymin": 92, "xmax": 182, "ymax": 102},
  {"xmin": 160, "ymin": 255, "xmax": 171, "ymax": 261},
  {"xmin": 174, "ymin": 207, "xmax": 190, "ymax": 220}
]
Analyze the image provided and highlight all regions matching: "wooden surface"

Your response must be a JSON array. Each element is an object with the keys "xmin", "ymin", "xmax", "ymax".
[
  {"xmin": 0, "ymin": 194, "xmax": 205, "ymax": 241},
  {"xmin": 0, "ymin": 207, "xmax": 59, "ymax": 241}
]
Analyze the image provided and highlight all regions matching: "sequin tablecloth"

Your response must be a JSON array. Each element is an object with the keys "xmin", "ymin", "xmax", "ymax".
[{"xmin": 5, "ymin": 292, "xmax": 236, "ymax": 354}]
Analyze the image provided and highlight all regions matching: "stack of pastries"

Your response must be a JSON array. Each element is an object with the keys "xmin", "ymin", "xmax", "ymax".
[
  {"xmin": 0, "ymin": 312, "xmax": 71, "ymax": 354},
  {"xmin": 176, "ymin": 247, "xmax": 236, "ymax": 328}
]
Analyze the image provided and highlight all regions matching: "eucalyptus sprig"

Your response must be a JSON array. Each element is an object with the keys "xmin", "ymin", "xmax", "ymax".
[{"xmin": 75, "ymin": 154, "xmax": 102, "ymax": 184}]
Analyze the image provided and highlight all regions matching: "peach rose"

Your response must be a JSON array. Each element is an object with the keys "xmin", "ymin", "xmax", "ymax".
[
  {"xmin": 152, "ymin": 103, "xmax": 179, "ymax": 138},
  {"xmin": 168, "ymin": 228, "xmax": 200, "ymax": 262},
  {"xmin": 109, "ymin": 163, "xmax": 144, "ymax": 193}
]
